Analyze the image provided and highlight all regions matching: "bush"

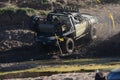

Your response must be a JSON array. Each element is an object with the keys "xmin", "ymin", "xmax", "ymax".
[
  {"xmin": 40, "ymin": 0, "xmax": 48, "ymax": 4},
  {"xmin": 0, "ymin": 8, "xmax": 15, "ymax": 15},
  {"xmin": 0, "ymin": 7, "xmax": 38, "ymax": 16}
]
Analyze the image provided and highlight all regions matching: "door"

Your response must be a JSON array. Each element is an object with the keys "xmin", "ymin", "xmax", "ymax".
[{"xmin": 75, "ymin": 20, "xmax": 88, "ymax": 37}]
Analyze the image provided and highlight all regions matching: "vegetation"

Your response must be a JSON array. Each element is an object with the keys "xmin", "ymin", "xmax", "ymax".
[
  {"xmin": 0, "ymin": 7, "xmax": 46, "ymax": 16},
  {"xmin": 40, "ymin": 0, "xmax": 48, "ymax": 4},
  {"xmin": 0, "ymin": 0, "xmax": 119, "ymax": 14}
]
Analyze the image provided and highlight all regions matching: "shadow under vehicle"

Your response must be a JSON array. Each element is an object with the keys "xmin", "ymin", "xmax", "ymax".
[{"xmin": 30, "ymin": 7, "xmax": 98, "ymax": 54}]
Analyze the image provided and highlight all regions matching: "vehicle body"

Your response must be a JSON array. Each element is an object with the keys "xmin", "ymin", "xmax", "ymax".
[
  {"xmin": 107, "ymin": 68, "xmax": 120, "ymax": 80},
  {"xmin": 30, "ymin": 9, "xmax": 98, "ymax": 53}
]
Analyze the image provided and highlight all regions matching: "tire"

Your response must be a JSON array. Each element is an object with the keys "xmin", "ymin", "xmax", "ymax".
[
  {"xmin": 62, "ymin": 38, "xmax": 75, "ymax": 53},
  {"xmin": 88, "ymin": 25, "xmax": 97, "ymax": 41}
]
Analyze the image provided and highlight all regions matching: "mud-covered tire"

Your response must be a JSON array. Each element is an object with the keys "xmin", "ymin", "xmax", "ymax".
[
  {"xmin": 88, "ymin": 25, "xmax": 97, "ymax": 41},
  {"xmin": 62, "ymin": 38, "xmax": 75, "ymax": 53}
]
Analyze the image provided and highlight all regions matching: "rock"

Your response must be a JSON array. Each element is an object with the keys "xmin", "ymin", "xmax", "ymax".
[{"xmin": 64, "ymin": 78, "xmax": 73, "ymax": 80}]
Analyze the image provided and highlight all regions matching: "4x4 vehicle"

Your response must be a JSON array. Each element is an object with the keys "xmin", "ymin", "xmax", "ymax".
[{"xmin": 30, "ymin": 8, "xmax": 98, "ymax": 53}]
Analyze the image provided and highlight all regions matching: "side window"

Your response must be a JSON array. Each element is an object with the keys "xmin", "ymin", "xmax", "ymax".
[{"xmin": 74, "ymin": 14, "xmax": 83, "ymax": 24}]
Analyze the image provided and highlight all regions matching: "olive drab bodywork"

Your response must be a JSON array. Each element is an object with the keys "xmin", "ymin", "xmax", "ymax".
[{"xmin": 30, "ymin": 8, "xmax": 98, "ymax": 53}]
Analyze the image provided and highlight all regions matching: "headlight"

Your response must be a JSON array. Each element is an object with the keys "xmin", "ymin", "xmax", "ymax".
[{"xmin": 62, "ymin": 25, "xmax": 67, "ymax": 32}]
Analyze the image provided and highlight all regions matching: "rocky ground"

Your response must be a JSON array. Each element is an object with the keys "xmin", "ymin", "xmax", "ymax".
[{"xmin": 5, "ymin": 73, "xmax": 96, "ymax": 80}]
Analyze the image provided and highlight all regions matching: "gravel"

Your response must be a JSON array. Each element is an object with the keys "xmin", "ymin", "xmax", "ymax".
[{"xmin": 4, "ymin": 73, "xmax": 96, "ymax": 80}]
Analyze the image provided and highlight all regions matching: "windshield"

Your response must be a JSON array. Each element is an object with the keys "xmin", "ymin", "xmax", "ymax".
[
  {"xmin": 47, "ymin": 13, "xmax": 70, "ymax": 24},
  {"xmin": 38, "ymin": 13, "xmax": 71, "ymax": 36},
  {"xmin": 47, "ymin": 13, "xmax": 71, "ymax": 33}
]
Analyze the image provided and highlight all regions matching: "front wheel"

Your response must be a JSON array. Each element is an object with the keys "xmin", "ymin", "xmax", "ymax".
[{"xmin": 61, "ymin": 38, "xmax": 75, "ymax": 54}]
